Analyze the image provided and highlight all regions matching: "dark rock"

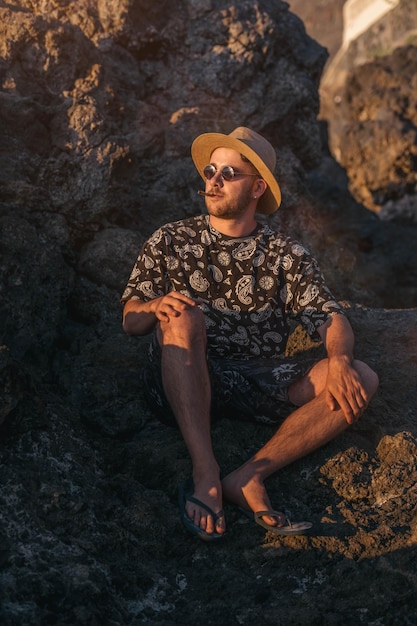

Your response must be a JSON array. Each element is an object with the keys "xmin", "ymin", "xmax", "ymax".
[{"xmin": 1, "ymin": 1, "xmax": 417, "ymax": 624}]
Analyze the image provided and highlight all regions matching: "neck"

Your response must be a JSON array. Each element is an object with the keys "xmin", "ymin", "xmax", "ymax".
[{"xmin": 208, "ymin": 214, "xmax": 258, "ymax": 237}]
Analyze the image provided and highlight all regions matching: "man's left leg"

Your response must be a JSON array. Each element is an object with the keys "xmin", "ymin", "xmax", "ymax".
[{"xmin": 222, "ymin": 358, "xmax": 379, "ymax": 527}]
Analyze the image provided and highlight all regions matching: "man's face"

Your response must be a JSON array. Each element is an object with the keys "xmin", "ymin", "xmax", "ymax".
[{"xmin": 203, "ymin": 147, "xmax": 259, "ymax": 220}]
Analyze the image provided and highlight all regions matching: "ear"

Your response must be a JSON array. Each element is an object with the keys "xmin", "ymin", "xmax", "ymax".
[{"xmin": 253, "ymin": 178, "xmax": 267, "ymax": 198}]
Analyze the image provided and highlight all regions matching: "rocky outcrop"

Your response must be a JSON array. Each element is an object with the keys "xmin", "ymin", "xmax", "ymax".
[
  {"xmin": 326, "ymin": 45, "xmax": 417, "ymax": 219},
  {"xmin": 0, "ymin": 0, "xmax": 327, "ymax": 239},
  {"xmin": 0, "ymin": 0, "xmax": 332, "ymax": 406},
  {"xmin": 1, "ymin": 1, "xmax": 417, "ymax": 624},
  {"xmin": 291, "ymin": 0, "xmax": 417, "ymax": 221},
  {"xmin": 317, "ymin": 0, "xmax": 417, "ymax": 222}
]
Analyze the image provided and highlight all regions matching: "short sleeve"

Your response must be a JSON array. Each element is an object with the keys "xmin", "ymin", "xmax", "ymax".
[
  {"xmin": 120, "ymin": 227, "xmax": 170, "ymax": 304},
  {"xmin": 285, "ymin": 244, "xmax": 344, "ymax": 340}
]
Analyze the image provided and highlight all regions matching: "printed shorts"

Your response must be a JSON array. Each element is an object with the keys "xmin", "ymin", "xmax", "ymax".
[{"xmin": 141, "ymin": 334, "xmax": 324, "ymax": 427}]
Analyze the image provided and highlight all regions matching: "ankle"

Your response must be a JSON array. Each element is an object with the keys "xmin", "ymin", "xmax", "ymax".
[{"xmin": 192, "ymin": 461, "xmax": 221, "ymax": 484}]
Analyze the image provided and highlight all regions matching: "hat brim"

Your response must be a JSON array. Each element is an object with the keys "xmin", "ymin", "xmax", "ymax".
[{"xmin": 191, "ymin": 132, "xmax": 281, "ymax": 214}]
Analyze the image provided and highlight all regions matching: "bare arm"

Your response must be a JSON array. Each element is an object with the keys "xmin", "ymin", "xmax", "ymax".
[
  {"xmin": 122, "ymin": 292, "xmax": 200, "ymax": 336},
  {"xmin": 317, "ymin": 314, "xmax": 367, "ymax": 424}
]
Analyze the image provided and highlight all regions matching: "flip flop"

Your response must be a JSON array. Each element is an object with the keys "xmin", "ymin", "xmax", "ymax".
[
  {"xmin": 241, "ymin": 508, "xmax": 313, "ymax": 536},
  {"xmin": 178, "ymin": 478, "xmax": 225, "ymax": 542}
]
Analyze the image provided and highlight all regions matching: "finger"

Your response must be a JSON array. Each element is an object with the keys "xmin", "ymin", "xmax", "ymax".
[
  {"xmin": 326, "ymin": 391, "xmax": 339, "ymax": 412},
  {"xmin": 163, "ymin": 301, "xmax": 192, "ymax": 316},
  {"xmin": 356, "ymin": 385, "xmax": 368, "ymax": 409},
  {"xmin": 347, "ymin": 384, "xmax": 368, "ymax": 415},
  {"xmin": 327, "ymin": 387, "xmax": 355, "ymax": 423},
  {"xmin": 342, "ymin": 394, "xmax": 363, "ymax": 423},
  {"xmin": 349, "ymin": 373, "xmax": 369, "ymax": 407},
  {"xmin": 341, "ymin": 402, "xmax": 356, "ymax": 425},
  {"xmin": 155, "ymin": 308, "xmax": 169, "ymax": 321},
  {"xmin": 166, "ymin": 292, "xmax": 197, "ymax": 307},
  {"xmin": 155, "ymin": 307, "xmax": 181, "ymax": 323}
]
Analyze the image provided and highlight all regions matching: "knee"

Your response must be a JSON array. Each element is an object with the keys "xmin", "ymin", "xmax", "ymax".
[
  {"xmin": 355, "ymin": 360, "xmax": 379, "ymax": 399},
  {"xmin": 158, "ymin": 304, "xmax": 206, "ymax": 345}
]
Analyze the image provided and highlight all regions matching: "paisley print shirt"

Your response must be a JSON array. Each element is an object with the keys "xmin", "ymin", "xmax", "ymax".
[{"xmin": 121, "ymin": 215, "xmax": 343, "ymax": 360}]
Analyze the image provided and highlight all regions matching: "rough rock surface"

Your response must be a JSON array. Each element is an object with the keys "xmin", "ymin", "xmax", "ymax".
[
  {"xmin": 1, "ymin": 1, "xmax": 417, "ymax": 625},
  {"xmin": 328, "ymin": 45, "xmax": 417, "ymax": 219},
  {"xmin": 314, "ymin": 0, "xmax": 417, "ymax": 223}
]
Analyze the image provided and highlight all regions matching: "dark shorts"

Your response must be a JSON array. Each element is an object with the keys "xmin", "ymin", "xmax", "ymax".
[{"xmin": 142, "ymin": 334, "xmax": 324, "ymax": 427}]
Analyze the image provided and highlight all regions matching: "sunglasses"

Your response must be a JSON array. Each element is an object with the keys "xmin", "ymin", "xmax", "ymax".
[{"xmin": 203, "ymin": 164, "xmax": 259, "ymax": 182}]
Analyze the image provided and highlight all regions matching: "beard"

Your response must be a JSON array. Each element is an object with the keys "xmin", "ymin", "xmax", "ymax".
[{"xmin": 205, "ymin": 188, "xmax": 253, "ymax": 219}]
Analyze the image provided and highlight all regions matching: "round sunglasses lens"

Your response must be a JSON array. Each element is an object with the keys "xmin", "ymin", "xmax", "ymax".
[
  {"xmin": 221, "ymin": 166, "xmax": 235, "ymax": 181},
  {"xmin": 203, "ymin": 165, "xmax": 216, "ymax": 180}
]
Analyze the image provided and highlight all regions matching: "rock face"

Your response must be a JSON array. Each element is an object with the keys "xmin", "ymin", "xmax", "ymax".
[
  {"xmin": 0, "ymin": 0, "xmax": 328, "ymax": 405},
  {"xmin": 291, "ymin": 0, "xmax": 417, "ymax": 222},
  {"xmin": 317, "ymin": 0, "xmax": 417, "ymax": 220},
  {"xmin": 0, "ymin": 0, "xmax": 327, "ymax": 239},
  {"xmin": 328, "ymin": 45, "xmax": 417, "ymax": 218},
  {"xmin": 1, "ymin": 1, "xmax": 417, "ymax": 625}
]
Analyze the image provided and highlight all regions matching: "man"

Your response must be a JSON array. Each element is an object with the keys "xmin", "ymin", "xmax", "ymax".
[{"xmin": 121, "ymin": 127, "xmax": 379, "ymax": 541}]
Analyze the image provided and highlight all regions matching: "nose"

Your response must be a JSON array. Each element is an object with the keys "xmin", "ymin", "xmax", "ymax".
[{"xmin": 209, "ymin": 169, "xmax": 224, "ymax": 187}]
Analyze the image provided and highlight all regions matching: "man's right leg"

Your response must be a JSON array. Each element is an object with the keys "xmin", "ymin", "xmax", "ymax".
[{"xmin": 158, "ymin": 305, "xmax": 225, "ymax": 536}]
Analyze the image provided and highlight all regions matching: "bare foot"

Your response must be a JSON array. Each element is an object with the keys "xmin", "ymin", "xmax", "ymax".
[
  {"xmin": 186, "ymin": 475, "xmax": 226, "ymax": 535},
  {"xmin": 222, "ymin": 470, "xmax": 287, "ymax": 528}
]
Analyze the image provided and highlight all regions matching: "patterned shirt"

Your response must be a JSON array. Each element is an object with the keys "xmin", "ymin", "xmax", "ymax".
[{"xmin": 121, "ymin": 215, "xmax": 343, "ymax": 360}]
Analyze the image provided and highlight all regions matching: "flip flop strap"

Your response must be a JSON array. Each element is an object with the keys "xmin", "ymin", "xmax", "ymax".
[
  {"xmin": 186, "ymin": 494, "xmax": 224, "ymax": 522},
  {"xmin": 254, "ymin": 510, "xmax": 291, "ymax": 526}
]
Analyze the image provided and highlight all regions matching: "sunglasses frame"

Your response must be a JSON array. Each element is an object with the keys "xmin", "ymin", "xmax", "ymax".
[{"xmin": 203, "ymin": 164, "xmax": 259, "ymax": 182}]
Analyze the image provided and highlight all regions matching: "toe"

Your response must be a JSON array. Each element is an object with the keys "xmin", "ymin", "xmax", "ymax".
[{"xmin": 260, "ymin": 510, "xmax": 288, "ymax": 528}]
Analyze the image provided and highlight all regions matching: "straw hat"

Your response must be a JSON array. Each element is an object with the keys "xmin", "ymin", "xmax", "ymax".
[{"xmin": 191, "ymin": 126, "xmax": 281, "ymax": 214}]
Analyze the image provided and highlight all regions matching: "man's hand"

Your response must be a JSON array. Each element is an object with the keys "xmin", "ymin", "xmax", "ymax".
[
  {"xmin": 152, "ymin": 292, "xmax": 201, "ymax": 322},
  {"xmin": 122, "ymin": 293, "xmax": 201, "ymax": 336},
  {"xmin": 325, "ymin": 355, "xmax": 368, "ymax": 424}
]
